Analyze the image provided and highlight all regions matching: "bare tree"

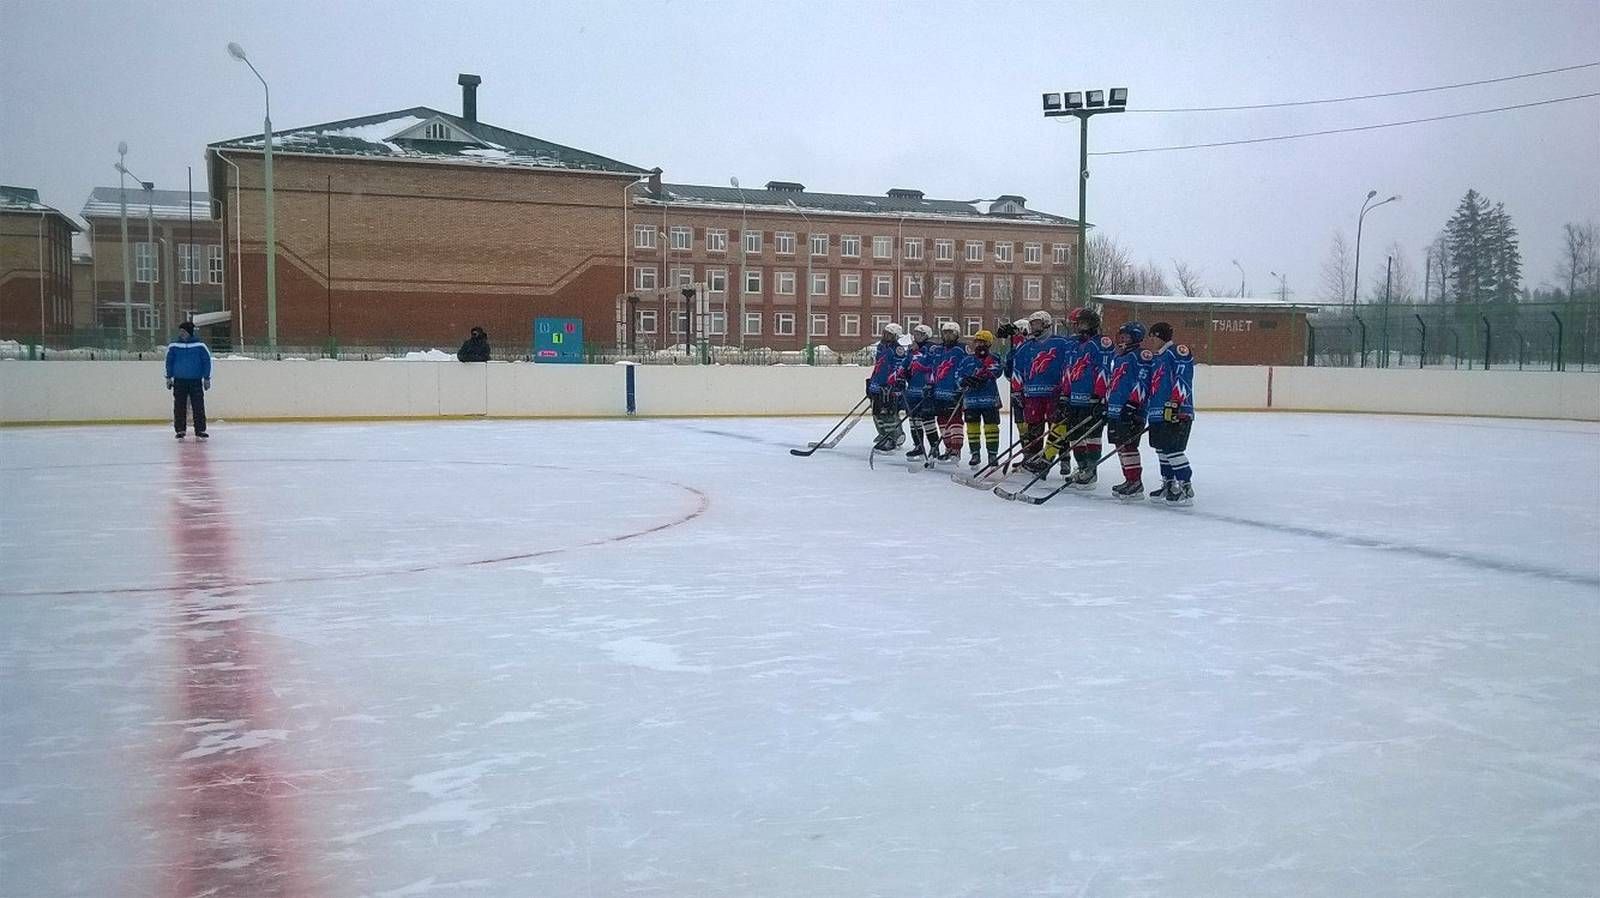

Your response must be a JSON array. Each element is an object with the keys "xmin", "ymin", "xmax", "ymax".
[
  {"xmin": 1424, "ymin": 233, "xmax": 1450, "ymax": 302},
  {"xmin": 1085, "ymin": 233, "xmax": 1135, "ymax": 298},
  {"xmin": 1172, "ymin": 260, "xmax": 1205, "ymax": 297},
  {"xmin": 1319, "ymin": 230, "xmax": 1352, "ymax": 303},
  {"xmin": 1367, "ymin": 241, "xmax": 1416, "ymax": 304},
  {"xmin": 1557, "ymin": 220, "xmax": 1597, "ymax": 300},
  {"xmin": 1130, "ymin": 260, "xmax": 1169, "ymax": 295}
]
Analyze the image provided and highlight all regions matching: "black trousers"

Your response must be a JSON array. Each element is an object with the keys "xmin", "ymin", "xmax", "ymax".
[
  {"xmin": 1148, "ymin": 419, "xmax": 1192, "ymax": 452},
  {"xmin": 173, "ymin": 378, "xmax": 207, "ymax": 435}
]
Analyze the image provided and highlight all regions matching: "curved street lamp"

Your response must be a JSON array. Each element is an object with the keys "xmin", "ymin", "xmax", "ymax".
[
  {"xmin": 731, "ymin": 176, "xmax": 748, "ymax": 349},
  {"xmin": 116, "ymin": 142, "xmax": 133, "ymax": 338},
  {"xmin": 786, "ymin": 198, "xmax": 816, "ymax": 364},
  {"xmin": 1232, "ymin": 259, "xmax": 1246, "ymax": 298},
  {"xmin": 1353, "ymin": 190, "xmax": 1399, "ymax": 305},
  {"xmin": 227, "ymin": 42, "xmax": 277, "ymax": 349}
]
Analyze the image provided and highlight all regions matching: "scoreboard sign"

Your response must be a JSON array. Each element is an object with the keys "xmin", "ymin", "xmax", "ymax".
[{"xmin": 533, "ymin": 317, "xmax": 583, "ymax": 363}]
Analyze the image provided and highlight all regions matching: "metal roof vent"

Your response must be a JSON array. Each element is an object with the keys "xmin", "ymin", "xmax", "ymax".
[
  {"xmin": 765, "ymin": 181, "xmax": 805, "ymax": 192},
  {"xmin": 887, "ymin": 188, "xmax": 924, "ymax": 200}
]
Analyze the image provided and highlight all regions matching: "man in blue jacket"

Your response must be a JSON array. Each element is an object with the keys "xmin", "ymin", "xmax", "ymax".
[{"xmin": 165, "ymin": 321, "xmax": 213, "ymax": 439}]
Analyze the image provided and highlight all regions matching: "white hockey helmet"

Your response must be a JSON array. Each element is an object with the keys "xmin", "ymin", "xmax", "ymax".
[
  {"xmin": 1012, "ymin": 318, "xmax": 1029, "ymax": 330},
  {"xmin": 911, "ymin": 323, "xmax": 934, "ymax": 341},
  {"xmin": 882, "ymin": 322, "xmax": 904, "ymax": 338},
  {"xmin": 939, "ymin": 320, "xmax": 961, "ymax": 335},
  {"xmin": 1028, "ymin": 310, "xmax": 1052, "ymax": 325}
]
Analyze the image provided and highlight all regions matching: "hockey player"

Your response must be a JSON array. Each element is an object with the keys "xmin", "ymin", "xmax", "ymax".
[
  {"xmin": 867, "ymin": 323, "xmax": 908, "ymax": 451},
  {"xmin": 956, "ymin": 329, "xmax": 1004, "ymax": 466},
  {"xmin": 1103, "ymin": 322, "xmax": 1152, "ymax": 499},
  {"xmin": 1056, "ymin": 307, "xmax": 1111, "ymax": 488},
  {"xmin": 928, "ymin": 321, "xmax": 969, "ymax": 460},
  {"xmin": 887, "ymin": 324, "xmax": 940, "ymax": 460},
  {"xmin": 997, "ymin": 317, "xmax": 1030, "ymax": 459},
  {"xmin": 1006, "ymin": 311, "xmax": 1072, "ymax": 474},
  {"xmin": 1145, "ymin": 321, "xmax": 1196, "ymax": 505}
]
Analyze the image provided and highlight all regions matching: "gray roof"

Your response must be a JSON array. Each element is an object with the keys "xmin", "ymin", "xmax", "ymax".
[
  {"xmin": 82, "ymin": 187, "xmax": 211, "ymax": 221},
  {"xmin": 208, "ymin": 106, "xmax": 647, "ymax": 175},
  {"xmin": 647, "ymin": 182, "xmax": 1080, "ymax": 227},
  {"xmin": 2, "ymin": 185, "xmax": 81, "ymax": 230}
]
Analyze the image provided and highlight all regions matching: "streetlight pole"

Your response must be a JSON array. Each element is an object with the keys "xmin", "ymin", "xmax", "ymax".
[
  {"xmin": 1232, "ymin": 259, "xmax": 1246, "ymax": 297},
  {"xmin": 1353, "ymin": 190, "xmax": 1399, "ymax": 305},
  {"xmin": 1043, "ymin": 88, "xmax": 1127, "ymax": 309},
  {"xmin": 117, "ymin": 162, "xmax": 160, "ymax": 332},
  {"xmin": 787, "ymin": 199, "xmax": 815, "ymax": 364},
  {"xmin": 116, "ymin": 142, "xmax": 132, "ymax": 340},
  {"xmin": 228, "ymin": 42, "xmax": 277, "ymax": 350},
  {"xmin": 731, "ymin": 176, "xmax": 747, "ymax": 349},
  {"xmin": 1269, "ymin": 270, "xmax": 1289, "ymax": 303}
]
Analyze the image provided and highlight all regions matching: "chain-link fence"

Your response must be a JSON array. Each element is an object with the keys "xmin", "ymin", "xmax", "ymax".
[{"xmin": 1305, "ymin": 300, "xmax": 1600, "ymax": 371}]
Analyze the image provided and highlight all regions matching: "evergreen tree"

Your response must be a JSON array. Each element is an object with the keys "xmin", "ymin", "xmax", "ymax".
[
  {"xmin": 1486, "ymin": 202, "xmax": 1522, "ymax": 302},
  {"xmin": 1445, "ymin": 190, "xmax": 1499, "ymax": 304}
]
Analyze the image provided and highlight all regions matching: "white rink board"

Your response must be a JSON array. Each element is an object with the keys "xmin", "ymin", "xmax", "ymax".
[{"xmin": 1, "ymin": 414, "xmax": 1597, "ymax": 897}]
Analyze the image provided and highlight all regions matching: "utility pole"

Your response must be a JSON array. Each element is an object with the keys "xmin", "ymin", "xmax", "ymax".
[{"xmin": 1042, "ymin": 88, "xmax": 1127, "ymax": 308}]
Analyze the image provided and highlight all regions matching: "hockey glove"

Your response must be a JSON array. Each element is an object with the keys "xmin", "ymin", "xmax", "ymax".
[
  {"xmin": 1162, "ymin": 401, "xmax": 1179, "ymax": 423},
  {"xmin": 1090, "ymin": 398, "xmax": 1107, "ymax": 421},
  {"xmin": 996, "ymin": 322, "xmax": 1019, "ymax": 339},
  {"xmin": 204, "ymin": 378, "xmax": 211, "ymax": 391},
  {"xmin": 1177, "ymin": 409, "xmax": 1193, "ymax": 423},
  {"xmin": 1120, "ymin": 402, "xmax": 1137, "ymax": 422},
  {"xmin": 960, "ymin": 375, "xmax": 981, "ymax": 389},
  {"xmin": 165, "ymin": 377, "xmax": 174, "ymax": 390}
]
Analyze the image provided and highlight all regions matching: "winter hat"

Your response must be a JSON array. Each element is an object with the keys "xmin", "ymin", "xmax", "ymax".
[{"xmin": 178, "ymin": 321, "xmax": 195, "ymax": 335}]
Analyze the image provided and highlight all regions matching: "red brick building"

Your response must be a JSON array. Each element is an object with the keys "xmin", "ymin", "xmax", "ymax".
[
  {"xmin": 80, "ymin": 187, "xmax": 221, "ymax": 339},
  {"xmin": 1094, "ymin": 294, "xmax": 1314, "ymax": 365},
  {"xmin": 620, "ymin": 177, "xmax": 1079, "ymax": 351},
  {"xmin": 0, "ymin": 186, "xmax": 78, "ymax": 344},
  {"xmin": 205, "ymin": 75, "xmax": 648, "ymax": 350}
]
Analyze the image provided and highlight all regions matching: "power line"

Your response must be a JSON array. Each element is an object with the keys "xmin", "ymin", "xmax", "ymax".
[
  {"xmin": 1131, "ymin": 60, "xmax": 1600, "ymax": 113},
  {"xmin": 1088, "ymin": 92, "xmax": 1600, "ymax": 157}
]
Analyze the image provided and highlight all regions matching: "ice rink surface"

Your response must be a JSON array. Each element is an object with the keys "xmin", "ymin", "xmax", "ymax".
[{"xmin": 2, "ymin": 412, "xmax": 1598, "ymax": 897}]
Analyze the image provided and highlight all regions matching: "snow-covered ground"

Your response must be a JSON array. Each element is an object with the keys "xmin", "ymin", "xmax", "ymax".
[{"xmin": 1, "ymin": 414, "xmax": 1597, "ymax": 897}]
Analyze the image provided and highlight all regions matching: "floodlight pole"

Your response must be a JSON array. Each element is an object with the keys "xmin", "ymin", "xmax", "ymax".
[
  {"xmin": 732, "ymin": 176, "xmax": 747, "ymax": 349},
  {"xmin": 117, "ymin": 144, "xmax": 132, "ymax": 339},
  {"xmin": 229, "ymin": 43, "xmax": 277, "ymax": 350},
  {"xmin": 1353, "ymin": 190, "xmax": 1398, "ymax": 305},
  {"xmin": 1043, "ymin": 89, "xmax": 1126, "ymax": 310}
]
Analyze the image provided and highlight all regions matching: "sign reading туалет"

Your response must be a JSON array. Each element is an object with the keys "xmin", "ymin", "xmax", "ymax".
[{"xmin": 533, "ymin": 317, "xmax": 584, "ymax": 363}]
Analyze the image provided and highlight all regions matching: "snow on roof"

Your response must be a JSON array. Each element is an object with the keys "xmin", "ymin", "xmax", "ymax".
[
  {"xmin": 82, "ymin": 187, "xmax": 210, "ymax": 221},
  {"xmin": 640, "ymin": 185, "xmax": 1079, "ymax": 227},
  {"xmin": 1, "ymin": 185, "xmax": 82, "ymax": 230},
  {"xmin": 1096, "ymin": 293, "xmax": 1313, "ymax": 308}
]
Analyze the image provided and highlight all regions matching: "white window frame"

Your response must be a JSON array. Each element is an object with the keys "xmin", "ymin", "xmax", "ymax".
[
  {"xmin": 810, "ymin": 272, "xmax": 828, "ymax": 296},
  {"xmin": 934, "ymin": 239, "xmax": 954, "ymax": 261},
  {"xmin": 995, "ymin": 242, "xmax": 1014, "ymax": 263},
  {"xmin": 672, "ymin": 266, "xmax": 694, "ymax": 287},
  {"xmin": 135, "ymin": 242, "xmax": 158, "ymax": 284},
  {"xmin": 670, "ymin": 309, "xmax": 688, "ymax": 335},
  {"xmin": 994, "ymin": 275, "xmax": 1013, "ymax": 302},
  {"xmin": 707, "ymin": 228, "xmax": 728, "ymax": 252},
  {"xmin": 774, "ymin": 311, "xmax": 796, "ymax": 336},
  {"xmin": 873, "ymin": 273, "xmax": 893, "ymax": 298},
  {"xmin": 903, "ymin": 237, "xmax": 924, "ymax": 260},
  {"xmin": 872, "ymin": 235, "xmax": 892, "ymax": 259},
  {"xmin": 708, "ymin": 310, "xmax": 727, "ymax": 335},
  {"xmin": 743, "ymin": 229, "xmax": 762, "ymax": 254},
  {"xmin": 841, "ymin": 271, "xmax": 862, "ymax": 297},
  {"xmin": 936, "ymin": 316, "xmax": 956, "ymax": 331},
  {"xmin": 965, "ymin": 316, "xmax": 983, "ymax": 334},
  {"xmin": 636, "ymin": 308, "xmax": 658, "ymax": 334},
  {"xmin": 1024, "ymin": 277, "xmax": 1043, "ymax": 301},
  {"xmin": 905, "ymin": 315, "xmax": 923, "ymax": 330},
  {"xmin": 872, "ymin": 314, "xmax": 892, "ymax": 334},
  {"xmin": 708, "ymin": 269, "xmax": 728, "ymax": 293},
  {"xmin": 934, "ymin": 275, "xmax": 954, "ymax": 299},
  {"xmin": 743, "ymin": 310, "xmax": 762, "ymax": 335},
  {"xmin": 809, "ymin": 312, "xmax": 829, "ymax": 337},
  {"xmin": 670, "ymin": 226, "xmax": 692, "ymax": 250},
  {"xmin": 776, "ymin": 231, "xmax": 796, "ymax": 255},
  {"xmin": 744, "ymin": 269, "xmax": 763, "ymax": 294},
  {"xmin": 1023, "ymin": 242, "xmax": 1042, "ymax": 265},
  {"xmin": 137, "ymin": 306, "xmax": 159, "ymax": 330},
  {"xmin": 965, "ymin": 275, "xmax": 984, "ymax": 300},
  {"xmin": 207, "ymin": 245, "xmax": 223, "ymax": 285},
  {"xmin": 841, "ymin": 314, "xmax": 860, "ymax": 337},
  {"xmin": 634, "ymin": 224, "xmax": 657, "ymax": 249},
  {"xmin": 178, "ymin": 243, "xmax": 204, "ymax": 285},
  {"xmin": 809, "ymin": 233, "xmax": 828, "ymax": 257},
  {"xmin": 1053, "ymin": 243, "xmax": 1069, "ymax": 265},
  {"xmin": 904, "ymin": 274, "xmax": 923, "ymax": 298},
  {"xmin": 841, "ymin": 235, "xmax": 861, "ymax": 258},
  {"xmin": 635, "ymin": 265, "xmax": 658, "ymax": 290},
  {"xmin": 965, "ymin": 240, "xmax": 984, "ymax": 262},
  {"xmin": 777, "ymin": 270, "xmax": 796, "ymax": 295},
  {"xmin": 1052, "ymin": 276, "xmax": 1070, "ymax": 303}
]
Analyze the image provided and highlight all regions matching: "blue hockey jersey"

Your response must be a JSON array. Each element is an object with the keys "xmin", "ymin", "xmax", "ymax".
[
  {"xmin": 893, "ymin": 340, "xmax": 938, "ymax": 398},
  {"xmin": 1009, "ymin": 334, "xmax": 1072, "ymax": 398},
  {"xmin": 929, "ymin": 344, "xmax": 968, "ymax": 401},
  {"xmin": 867, "ymin": 340, "xmax": 904, "ymax": 395},
  {"xmin": 955, "ymin": 350, "xmax": 1003, "ymax": 409},
  {"xmin": 1145, "ymin": 342, "xmax": 1196, "ymax": 422},
  {"xmin": 1061, "ymin": 333, "xmax": 1111, "ymax": 406},
  {"xmin": 1105, "ymin": 346, "xmax": 1152, "ymax": 414}
]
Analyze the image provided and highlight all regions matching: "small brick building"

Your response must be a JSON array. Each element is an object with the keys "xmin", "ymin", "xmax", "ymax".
[
  {"xmin": 1094, "ymin": 294, "xmax": 1313, "ymax": 366},
  {"xmin": 80, "ymin": 187, "xmax": 221, "ymax": 339},
  {"xmin": 0, "ymin": 186, "xmax": 78, "ymax": 344}
]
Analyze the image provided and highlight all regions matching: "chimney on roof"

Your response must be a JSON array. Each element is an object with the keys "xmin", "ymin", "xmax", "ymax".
[
  {"xmin": 648, "ymin": 167, "xmax": 663, "ymax": 195},
  {"xmin": 458, "ymin": 74, "xmax": 482, "ymax": 124},
  {"xmin": 765, "ymin": 181, "xmax": 805, "ymax": 192},
  {"xmin": 887, "ymin": 188, "xmax": 924, "ymax": 200}
]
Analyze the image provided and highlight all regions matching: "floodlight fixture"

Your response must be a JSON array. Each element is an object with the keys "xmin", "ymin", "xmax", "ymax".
[
  {"xmin": 1042, "ymin": 92, "xmax": 1063, "ymax": 113},
  {"xmin": 1065, "ymin": 91, "xmax": 1084, "ymax": 109},
  {"xmin": 227, "ymin": 42, "xmax": 248, "ymax": 61},
  {"xmin": 1109, "ymin": 88, "xmax": 1128, "ymax": 107},
  {"xmin": 1086, "ymin": 89, "xmax": 1106, "ymax": 108},
  {"xmin": 117, "ymin": 140, "xmax": 128, "ymax": 156}
]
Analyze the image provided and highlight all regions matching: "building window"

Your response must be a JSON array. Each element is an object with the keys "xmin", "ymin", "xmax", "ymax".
[
  {"xmin": 425, "ymin": 122, "xmax": 450, "ymax": 139},
  {"xmin": 177, "ymin": 244, "xmax": 204, "ymax": 285},
  {"xmin": 743, "ymin": 229, "xmax": 762, "ymax": 254},
  {"xmin": 994, "ymin": 275, "xmax": 1013, "ymax": 305},
  {"xmin": 135, "ymin": 242, "xmax": 158, "ymax": 284},
  {"xmin": 873, "ymin": 273, "xmax": 893, "ymax": 297},
  {"xmin": 670, "ymin": 309, "xmax": 688, "ymax": 335},
  {"xmin": 965, "ymin": 316, "xmax": 983, "ymax": 334},
  {"xmin": 809, "ymin": 313, "xmax": 829, "ymax": 337},
  {"xmin": 903, "ymin": 237, "xmax": 924, "ymax": 260},
  {"xmin": 810, "ymin": 233, "xmax": 828, "ymax": 256},
  {"xmin": 937, "ymin": 316, "xmax": 956, "ymax": 331},
  {"xmin": 934, "ymin": 275, "xmax": 954, "ymax": 299},
  {"xmin": 672, "ymin": 266, "xmax": 694, "ymax": 287},
  {"xmin": 635, "ymin": 266, "xmax": 657, "ymax": 290},
  {"xmin": 1053, "ymin": 243, "xmax": 1069, "ymax": 265},
  {"xmin": 934, "ymin": 239, "xmax": 954, "ymax": 261},
  {"xmin": 841, "ymin": 235, "xmax": 861, "ymax": 258},
  {"xmin": 1024, "ymin": 277, "xmax": 1042, "ymax": 301},
  {"xmin": 1052, "ymin": 277, "xmax": 1070, "ymax": 303},
  {"xmin": 904, "ymin": 274, "xmax": 923, "ymax": 298},
  {"xmin": 708, "ymin": 269, "xmax": 728, "ymax": 293},
  {"xmin": 137, "ymin": 306, "xmax": 160, "ymax": 331},
  {"xmin": 905, "ymin": 315, "xmax": 922, "ymax": 330},
  {"xmin": 872, "ymin": 235, "xmax": 892, "ymax": 259},
  {"xmin": 776, "ymin": 231, "xmax": 796, "ymax": 255},
  {"xmin": 708, "ymin": 310, "xmax": 727, "ymax": 335},
  {"xmin": 965, "ymin": 275, "xmax": 984, "ymax": 300},
  {"xmin": 636, "ymin": 308, "xmax": 657, "ymax": 334},
  {"xmin": 207, "ymin": 245, "xmax": 223, "ymax": 285},
  {"xmin": 774, "ymin": 312, "xmax": 795, "ymax": 335},
  {"xmin": 1024, "ymin": 242, "xmax": 1042, "ymax": 264},
  {"xmin": 841, "ymin": 272, "xmax": 861, "ymax": 297},
  {"xmin": 965, "ymin": 240, "xmax": 984, "ymax": 262},
  {"xmin": 634, "ymin": 225, "xmax": 657, "ymax": 249},
  {"xmin": 744, "ymin": 311, "xmax": 762, "ymax": 336},
  {"xmin": 995, "ymin": 242, "xmax": 1014, "ymax": 263},
  {"xmin": 744, "ymin": 269, "xmax": 762, "ymax": 294},
  {"xmin": 810, "ymin": 272, "xmax": 828, "ymax": 296},
  {"xmin": 707, "ymin": 229, "xmax": 728, "ymax": 252},
  {"xmin": 872, "ymin": 314, "xmax": 892, "ymax": 333},
  {"xmin": 670, "ymin": 226, "xmax": 692, "ymax": 250},
  {"xmin": 777, "ymin": 270, "xmax": 796, "ymax": 295},
  {"xmin": 841, "ymin": 314, "xmax": 860, "ymax": 337}
]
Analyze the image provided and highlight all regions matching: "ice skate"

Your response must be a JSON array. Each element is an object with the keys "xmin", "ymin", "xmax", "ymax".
[
  {"xmin": 1068, "ymin": 466, "xmax": 1098, "ymax": 489},
  {"xmin": 1167, "ymin": 481, "xmax": 1194, "ymax": 506},
  {"xmin": 1112, "ymin": 479, "xmax": 1144, "ymax": 500}
]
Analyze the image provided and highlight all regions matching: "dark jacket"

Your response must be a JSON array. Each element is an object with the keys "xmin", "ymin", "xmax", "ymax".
[{"xmin": 457, "ymin": 330, "xmax": 490, "ymax": 362}]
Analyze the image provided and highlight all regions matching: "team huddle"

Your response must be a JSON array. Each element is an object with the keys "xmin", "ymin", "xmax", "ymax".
[{"xmin": 863, "ymin": 308, "xmax": 1197, "ymax": 504}]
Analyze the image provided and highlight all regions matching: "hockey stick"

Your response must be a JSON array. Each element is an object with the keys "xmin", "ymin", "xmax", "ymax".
[
  {"xmin": 790, "ymin": 395, "xmax": 873, "ymax": 456},
  {"xmin": 1013, "ymin": 426, "xmax": 1148, "ymax": 506},
  {"xmin": 869, "ymin": 388, "xmax": 927, "ymax": 469},
  {"xmin": 913, "ymin": 388, "xmax": 969, "ymax": 473},
  {"xmin": 991, "ymin": 413, "xmax": 1107, "ymax": 501},
  {"xmin": 807, "ymin": 407, "xmax": 867, "ymax": 450}
]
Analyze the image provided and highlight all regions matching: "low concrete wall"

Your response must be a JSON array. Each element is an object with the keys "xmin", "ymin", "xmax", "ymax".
[{"xmin": 2, "ymin": 360, "xmax": 1597, "ymax": 423}]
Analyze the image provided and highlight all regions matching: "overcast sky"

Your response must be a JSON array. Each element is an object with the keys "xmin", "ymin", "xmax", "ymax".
[{"xmin": 4, "ymin": 0, "xmax": 1596, "ymax": 301}]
